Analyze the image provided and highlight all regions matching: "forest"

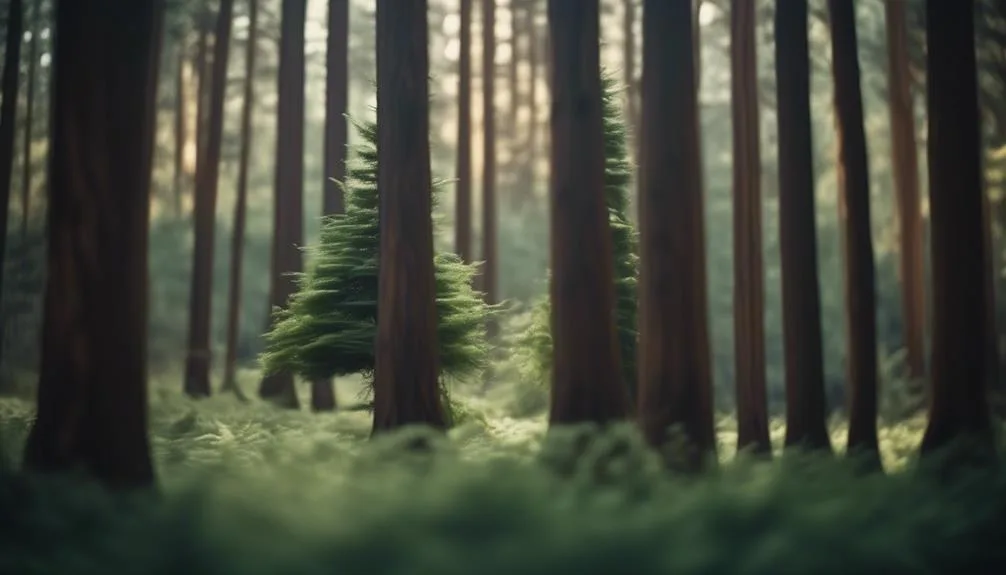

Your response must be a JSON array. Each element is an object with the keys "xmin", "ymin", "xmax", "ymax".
[{"xmin": 1, "ymin": 0, "xmax": 1005, "ymax": 572}]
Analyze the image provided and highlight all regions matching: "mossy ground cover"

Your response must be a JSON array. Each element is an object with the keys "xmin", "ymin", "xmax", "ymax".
[{"xmin": 1, "ymin": 371, "xmax": 1005, "ymax": 575}]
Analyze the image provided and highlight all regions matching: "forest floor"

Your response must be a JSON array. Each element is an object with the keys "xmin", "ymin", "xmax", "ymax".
[{"xmin": 1, "ymin": 369, "xmax": 1005, "ymax": 574}]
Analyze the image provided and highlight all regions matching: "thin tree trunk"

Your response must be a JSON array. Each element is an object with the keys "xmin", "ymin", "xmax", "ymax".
[
  {"xmin": 456, "ymin": 0, "xmax": 473, "ymax": 262},
  {"xmin": 311, "ymin": 0, "xmax": 349, "ymax": 412},
  {"xmin": 0, "ymin": 0, "xmax": 22, "ymax": 391},
  {"xmin": 193, "ymin": 12, "xmax": 211, "ymax": 195},
  {"xmin": 730, "ymin": 0, "xmax": 770, "ymax": 456},
  {"xmin": 184, "ymin": 0, "xmax": 234, "ymax": 399},
  {"xmin": 508, "ymin": 0, "xmax": 519, "ymax": 134},
  {"xmin": 174, "ymin": 41, "xmax": 187, "ymax": 218},
  {"xmin": 525, "ymin": 0, "xmax": 538, "ymax": 183},
  {"xmin": 481, "ymin": 0, "xmax": 499, "ymax": 339},
  {"xmin": 828, "ymin": 0, "xmax": 879, "ymax": 468},
  {"xmin": 222, "ymin": 0, "xmax": 259, "ymax": 398},
  {"xmin": 19, "ymin": 0, "xmax": 40, "ymax": 237},
  {"xmin": 884, "ymin": 0, "xmax": 926, "ymax": 381},
  {"xmin": 259, "ymin": 0, "xmax": 306, "ymax": 410},
  {"xmin": 372, "ymin": 0, "xmax": 447, "ymax": 432},
  {"xmin": 774, "ymin": 0, "xmax": 831, "ymax": 453},
  {"xmin": 636, "ymin": 0, "xmax": 716, "ymax": 471},
  {"xmin": 920, "ymin": 0, "xmax": 996, "ymax": 464},
  {"xmin": 547, "ymin": 0, "xmax": 629, "ymax": 427},
  {"xmin": 22, "ymin": 0, "xmax": 161, "ymax": 490}
]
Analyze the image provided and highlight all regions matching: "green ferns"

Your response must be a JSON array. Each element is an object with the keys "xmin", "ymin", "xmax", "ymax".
[
  {"xmin": 260, "ymin": 118, "xmax": 494, "ymax": 403},
  {"xmin": 518, "ymin": 76, "xmax": 639, "ymax": 398}
]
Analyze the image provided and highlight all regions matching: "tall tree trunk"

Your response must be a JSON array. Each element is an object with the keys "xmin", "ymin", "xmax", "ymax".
[
  {"xmin": 622, "ymin": 0, "xmax": 636, "ymax": 135},
  {"xmin": 774, "ymin": 0, "xmax": 831, "ymax": 453},
  {"xmin": 311, "ymin": 0, "xmax": 349, "ymax": 412},
  {"xmin": 636, "ymin": 0, "xmax": 715, "ymax": 471},
  {"xmin": 526, "ymin": 0, "xmax": 538, "ymax": 183},
  {"xmin": 884, "ymin": 0, "xmax": 926, "ymax": 381},
  {"xmin": 372, "ymin": 0, "xmax": 447, "ymax": 432},
  {"xmin": 730, "ymin": 0, "xmax": 770, "ymax": 456},
  {"xmin": 547, "ymin": 0, "xmax": 629, "ymax": 427},
  {"xmin": 174, "ymin": 42, "xmax": 187, "ymax": 218},
  {"xmin": 184, "ymin": 0, "xmax": 234, "ymax": 399},
  {"xmin": 22, "ymin": 0, "xmax": 161, "ymax": 490},
  {"xmin": 259, "ymin": 0, "xmax": 306, "ymax": 409},
  {"xmin": 222, "ymin": 0, "xmax": 259, "ymax": 397},
  {"xmin": 481, "ymin": 0, "xmax": 499, "ymax": 339},
  {"xmin": 0, "ymin": 0, "xmax": 22, "ymax": 391},
  {"xmin": 193, "ymin": 11, "xmax": 210, "ymax": 196},
  {"xmin": 920, "ymin": 0, "xmax": 996, "ymax": 463},
  {"xmin": 508, "ymin": 0, "xmax": 519, "ymax": 134},
  {"xmin": 19, "ymin": 0, "xmax": 40, "ymax": 236},
  {"xmin": 828, "ymin": 0, "xmax": 879, "ymax": 467},
  {"xmin": 456, "ymin": 0, "xmax": 473, "ymax": 262}
]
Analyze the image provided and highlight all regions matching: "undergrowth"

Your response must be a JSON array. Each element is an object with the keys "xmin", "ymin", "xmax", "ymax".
[{"xmin": 0, "ymin": 375, "xmax": 1004, "ymax": 574}]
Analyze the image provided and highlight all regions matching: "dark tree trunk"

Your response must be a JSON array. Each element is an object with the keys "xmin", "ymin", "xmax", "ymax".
[
  {"xmin": 222, "ymin": 0, "xmax": 259, "ymax": 398},
  {"xmin": 184, "ymin": 0, "xmax": 234, "ymax": 399},
  {"xmin": 372, "ymin": 0, "xmax": 447, "ymax": 432},
  {"xmin": 774, "ymin": 0, "xmax": 831, "ymax": 453},
  {"xmin": 730, "ymin": 0, "xmax": 770, "ymax": 456},
  {"xmin": 481, "ymin": 0, "xmax": 499, "ymax": 339},
  {"xmin": 194, "ymin": 7, "xmax": 213, "ymax": 194},
  {"xmin": 0, "ymin": 0, "xmax": 23, "ymax": 389},
  {"xmin": 456, "ymin": 0, "xmax": 473, "ymax": 263},
  {"xmin": 920, "ymin": 0, "xmax": 996, "ymax": 463},
  {"xmin": 174, "ymin": 41, "xmax": 187, "ymax": 218},
  {"xmin": 22, "ymin": 0, "xmax": 161, "ymax": 490},
  {"xmin": 828, "ymin": 0, "xmax": 879, "ymax": 468},
  {"xmin": 547, "ymin": 0, "xmax": 629, "ymax": 427},
  {"xmin": 258, "ymin": 0, "xmax": 306, "ymax": 410},
  {"xmin": 18, "ymin": 0, "xmax": 40, "ymax": 236},
  {"xmin": 525, "ymin": 0, "xmax": 538, "ymax": 182},
  {"xmin": 884, "ymin": 0, "xmax": 926, "ymax": 381},
  {"xmin": 636, "ymin": 0, "xmax": 715, "ymax": 471},
  {"xmin": 311, "ymin": 0, "xmax": 349, "ymax": 412}
]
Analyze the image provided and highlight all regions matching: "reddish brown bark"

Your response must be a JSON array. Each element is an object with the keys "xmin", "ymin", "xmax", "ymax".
[
  {"xmin": 19, "ymin": 0, "xmax": 40, "ymax": 236},
  {"xmin": 456, "ymin": 0, "xmax": 473, "ymax": 262},
  {"xmin": 184, "ymin": 0, "xmax": 234, "ymax": 399},
  {"xmin": 774, "ymin": 0, "xmax": 831, "ymax": 452},
  {"xmin": 636, "ymin": 0, "xmax": 715, "ymax": 471},
  {"xmin": 482, "ymin": 0, "xmax": 499, "ymax": 338},
  {"xmin": 730, "ymin": 0, "xmax": 770, "ymax": 456},
  {"xmin": 258, "ymin": 0, "xmax": 306, "ymax": 410},
  {"xmin": 547, "ymin": 0, "xmax": 629, "ymax": 428},
  {"xmin": 828, "ymin": 0, "xmax": 879, "ymax": 466},
  {"xmin": 0, "ymin": 0, "xmax": 23, "ymax": 388},
  {"xmin": 22, "ymin": 0, "xmax": 161, "ymax": 490},
  {"xmin": 222, "ymin": 0, "xmax": 259, "ymax": 397},
  {"xmin": 174, "ymin": 42, "xmax": 187, "ymax": 218},
  {"xmin": 884, "ymin": 0, "xmax": 926, "ymax": 381},
  {"xmin": 372, "ymin": 0, "xmax": 447, "ymax": 432},
  {"xmin": 920, "ymin": 0, "xmax": 996, "ymax": 463}
]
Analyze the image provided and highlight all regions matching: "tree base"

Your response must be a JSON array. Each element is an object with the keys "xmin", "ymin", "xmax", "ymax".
[{"xmin": 259, "ymin": 372, "xmax": 300, "ymax": 409}]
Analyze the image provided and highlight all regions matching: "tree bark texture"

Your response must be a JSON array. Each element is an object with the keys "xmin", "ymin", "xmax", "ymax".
[
  {"xmin": 372, "ymin": 0, "xmax": 448, "ymax": 432},
  {"xmin": 22, "ymin": 0, "xmax": 162, "ymax": 490},
  {"xmin": 456, "ymin": 0, "xmax": 473, "ymax": 262}
]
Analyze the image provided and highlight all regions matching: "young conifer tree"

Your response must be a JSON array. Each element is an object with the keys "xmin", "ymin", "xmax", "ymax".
[
  {"xmin": 518, "ymin": 75, "xmax": 639, "ymax": 400},
  {"xmin": 260, "ymin": 118, "xmax": 495, "ymax": 412}
]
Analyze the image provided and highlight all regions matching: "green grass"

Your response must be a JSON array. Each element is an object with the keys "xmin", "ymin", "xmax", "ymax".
[{"xmin": 1, "ymin": 371, "xmax": 1005, "ymax": 574}]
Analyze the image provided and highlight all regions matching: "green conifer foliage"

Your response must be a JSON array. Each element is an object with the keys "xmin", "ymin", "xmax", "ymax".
[
  {"xmin": 260, "ymin": 118, "xmax": 495, "ymax": 407},
  {"xmin": 517, "ymin": 76, "xmax": 639, "ymax": 399}
]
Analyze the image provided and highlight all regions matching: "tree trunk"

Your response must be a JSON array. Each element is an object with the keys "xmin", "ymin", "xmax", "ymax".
[
  {"xmin": 259, "ymin": 0, "xmax": 306, "ymax": 410},
  {"xmin": 310, "ymin": 0, "xmax": 349, "ymax": 412},
  {"xmin": 730, "ymin": 0, "xmax": 770, "ymax": 456},
  {"xmin": 174, "ymin": 41, "xmax": 187, "ymax": 218},
  {"xmin": 920, "ymin": 0, "xmax": 996, "ymax": 463},
  {"xmin": 22, "ymin": 0, "xmax": 161, "ymax": 490},
  {"xmin": 0, "ymin": 0, "xmax": 22, "ymax": 390},
  {"xmin": 222, "ymin": 0, "xmax": 259, "ymax": 398},
  {"xmin": 19, "ymin": 0, "xmax": 40, "ymax": 236},
  {"xmin": 828, "ymin": 0, "xmax": 879, "ymax": 467},
  {"xmin": 773, "ymin": 0, "xmax": 831, "ymax": 453},
  {"xmin": 884, "ymin": 0, "xmax": 926, "ymax": 381},
  {"xmin": 481, "ymin": 0, "xmax": 499, "ymax": 339},
  {"xmin": 508, "ymin": 0, "xmax": 519, "ymax": 134},
  {"xmin": 547, "ymin": 0, "xmax": 629, "ymax": 427},
  {"xmin": 622, "ymin": 0, "xmax": 636, "ymax": 136},
  {"xmin": 193, "ymin": 11, "xmax": 211, "ymax": 194},
  {"xmin": 526, "ymin": 0, "xmax": 538, "ymax": 184},
  {"xmin": 372, "ymin": 0, "xmax": 447, "ymax": 432},
  {"xmin": 982, "ymin": 188, "xmax": 1000, "ymax": 399},
  {"xmin": 636, "ymin": 0, "xmax": 716, "ymax": 471},
  {"xmin": 184, "ymin": 0, "xmax": 234, "ymax": 399},
  {"xmin": 456, "ymin": 0, "xmax": 473, "ymax": 262}
]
